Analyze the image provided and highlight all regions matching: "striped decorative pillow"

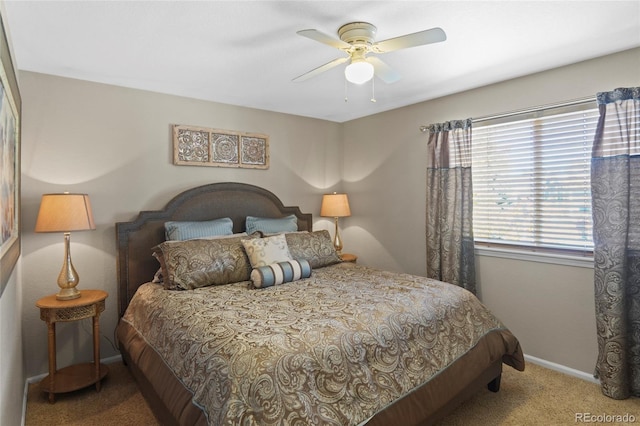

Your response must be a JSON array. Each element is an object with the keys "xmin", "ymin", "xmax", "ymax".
[{"xmin": 250, "ymin": 259, "xmax": 312, "ymax": 289}]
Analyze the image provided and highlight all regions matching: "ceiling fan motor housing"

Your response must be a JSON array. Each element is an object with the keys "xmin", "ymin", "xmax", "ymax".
[{"xmin": 338, "ymin": 22, "xmax": 377, "ymax": 47}]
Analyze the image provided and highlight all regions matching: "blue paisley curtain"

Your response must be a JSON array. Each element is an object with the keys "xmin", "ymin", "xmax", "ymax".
[
  {"xmin": 426, "ymin": 119, "xmax": 476, "ymax": 294},
  {"xmin": 591, "ymin": 87, "xmax": 640, "ymax": 399}
]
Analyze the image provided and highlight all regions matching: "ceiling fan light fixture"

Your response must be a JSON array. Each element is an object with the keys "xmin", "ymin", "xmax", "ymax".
[{"xmin": 345, "ymin": 60, "xmax": 374, "ymax": 84}]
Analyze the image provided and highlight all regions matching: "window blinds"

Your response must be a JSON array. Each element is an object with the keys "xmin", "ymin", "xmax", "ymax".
[{"xmin": 472, "ymin": 104, "xmax": 599, "ymax": 252}]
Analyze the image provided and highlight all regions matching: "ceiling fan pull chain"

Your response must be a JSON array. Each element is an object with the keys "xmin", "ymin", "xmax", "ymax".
[
  {"xmin": 344, "ymin": 77, "xmax": 349, "ymax": 102},
  {"xmin": 371, "ymin": 77, "xmax": 377, "ymax": 103}
]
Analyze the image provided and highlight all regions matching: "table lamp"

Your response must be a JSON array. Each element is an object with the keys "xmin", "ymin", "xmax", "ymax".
[
  {"xmin": 320, "ymin": 192, "xmax": 351, "ymax": 254},
  {"xmin": 35, "ymin": 193, "xmax": 96, "ymax": 300}
]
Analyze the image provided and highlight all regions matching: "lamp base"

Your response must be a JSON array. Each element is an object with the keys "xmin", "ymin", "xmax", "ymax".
[
  {"xmin": 56, "ymin": 287, "xmax": 81, "ymax": 301},
  {"xmin": 56, "ymin": 232, "xmax": 81, "ymax": 300},
  {"xmin": 333, "ymin": 217, "xmax": 343, "ymax": 255}
]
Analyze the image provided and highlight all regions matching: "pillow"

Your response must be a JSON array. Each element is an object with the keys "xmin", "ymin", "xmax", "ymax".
[
  {"xmin": 164, "ymin": 217, "xmax": 233, "ymax": 241},
  {"xmin": 151, "ymin": 233, "xmax": 249, "ymax": 283},
  {"xmin": 152, "ymin": 235, "xmax": 254, "ymax": 290},
  {"xmin": 285, "ymin": 230, "xmax": 342, "ymax": 269},
  {"xmin": 241, "ymin": 234, "xmax": 293, "ymax": 268},
  {"xmin": 250, "ymin": 259, "xmax": 312, "ymax": 289},
  {"xmin": 245, "ymin": 215, "xmax": 297, "ymax": 235}
]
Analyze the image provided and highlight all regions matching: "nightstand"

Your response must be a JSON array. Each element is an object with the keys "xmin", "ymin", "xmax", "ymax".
[
  {"xmin": 340, "ymin": 253, "xmax": 358, "ymax": 263},
  {"xmin": 36, "ymin": 289, "xmax": 109, "ymax": 403}
]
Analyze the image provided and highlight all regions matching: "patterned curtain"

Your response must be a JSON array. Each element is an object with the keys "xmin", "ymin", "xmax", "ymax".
[
  {"xmin": 591, "ymin": 87, "xmax": 640, "ymax": 399},
  {"xmin": 426, "ymin": 119, "xmax": 476, "ymax": 294}
]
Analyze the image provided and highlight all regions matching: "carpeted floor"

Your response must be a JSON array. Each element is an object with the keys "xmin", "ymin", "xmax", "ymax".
[
  {"xmin": 435, "ymin": 362, "xmax": 638, "ymax": 425},
  {"xmin": 25, "ymin": 362, "xmax": 157, "ymax": 426},
  {"xmin": 25, "ymin": 361, "xmax": 638, "ymax": 425}
]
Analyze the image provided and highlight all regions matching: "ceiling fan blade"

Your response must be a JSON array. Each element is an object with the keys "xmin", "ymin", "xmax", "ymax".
[
  {"xmin": 367, "ymin": 57, "xmax": 401, "ymax": 83},
  {"xmin": 297, "ymin": 29, "xmax": 352, "ymax": 50},
  {"xmin": 373, "ymin": 27, "xmax": 446, "ymax": 53},
  {"xmin": 292, "ymin": 57, "xmax": 349, "ymax": 82}
]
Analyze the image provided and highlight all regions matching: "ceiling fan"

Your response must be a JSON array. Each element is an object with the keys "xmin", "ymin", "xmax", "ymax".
[{"xmin": 293, "ymin": 22, "xmax": 446, "ymax": 85}]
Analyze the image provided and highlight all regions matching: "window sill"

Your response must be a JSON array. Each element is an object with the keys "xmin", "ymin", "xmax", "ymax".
[{"xmin": 474, "ymin": 246, "xmax": 594, "ymax": 269}]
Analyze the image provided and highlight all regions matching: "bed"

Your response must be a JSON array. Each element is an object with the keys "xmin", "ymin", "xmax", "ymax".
[{"xmin": 115, "ymin": 182, "xmax": 524, "ymax": 425}]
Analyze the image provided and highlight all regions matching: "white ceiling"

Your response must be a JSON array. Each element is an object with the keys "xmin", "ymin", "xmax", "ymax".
[{"xmin": 4, "ymin": 1, "xmax": 640, "ymax": 122}]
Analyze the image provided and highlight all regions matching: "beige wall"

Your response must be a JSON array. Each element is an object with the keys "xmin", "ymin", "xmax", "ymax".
[
  {"xmin": 19, "ymin": 71, "xmax": 343, "ymax": 377},
  {"xmin": 16, "ymin": 48, "xmax": 640, "ymax": 382},
  {"xmin": 342, "ymin": 47, "xmax": 640, "ymax": 373}
]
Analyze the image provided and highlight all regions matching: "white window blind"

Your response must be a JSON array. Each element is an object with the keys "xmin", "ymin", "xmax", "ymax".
[{"xmin": 472, "ymin": 102, "xmax": 598, "ymax": 252}]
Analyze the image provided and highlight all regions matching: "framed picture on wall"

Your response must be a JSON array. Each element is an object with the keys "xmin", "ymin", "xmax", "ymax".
[
  {"xmin": 173, "ymin": 124, "xmax": 269, "ymax": 169},
  {"xmin": 0, "ymin": 13, "xmax": 22, "ymax": 296}
]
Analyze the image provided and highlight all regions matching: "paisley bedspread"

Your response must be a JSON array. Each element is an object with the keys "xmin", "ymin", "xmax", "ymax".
[{"xmin": 121, "ymin": 262, "xmax": 522, "ymax": 425}]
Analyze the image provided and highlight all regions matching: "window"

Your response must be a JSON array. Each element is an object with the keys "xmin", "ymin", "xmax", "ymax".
[{"xmin": 471, "ymin": 101, "xmax": 598, "ymax": 254}]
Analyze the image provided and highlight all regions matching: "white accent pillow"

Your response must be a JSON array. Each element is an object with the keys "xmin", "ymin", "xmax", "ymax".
[{"xmin": 241, "ymin": 234, "xmax": 293, "ymax": 268}]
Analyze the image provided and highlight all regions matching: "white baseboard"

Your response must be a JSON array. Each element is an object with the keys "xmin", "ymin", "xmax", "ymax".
[
  {"xmin": 524, "ymin": 354, "xmax": 599, "ymax": 384},
  {"xmin": 101, "ymin": 354, "xmax": 124, "ymax": 365},
  {"xmin": 21, "ymin": 375, "xmax": 28, "ymax": 426},
  {"xmin": 21, "ymin": 354, "xmax": 123, "ymax": 426}
]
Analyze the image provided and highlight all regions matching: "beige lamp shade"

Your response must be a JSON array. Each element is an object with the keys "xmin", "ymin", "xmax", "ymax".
[
  {"xmin": 320, "ymin": 193, "xmax": 351, "ymax": 218},
  {"xmin": 35, "ymin": 193, "xmax": 96, "ymax": 233}
]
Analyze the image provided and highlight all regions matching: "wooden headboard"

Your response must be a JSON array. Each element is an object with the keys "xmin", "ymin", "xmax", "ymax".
[{"xmin": 115, "ymin": 182, "xmax": 313, "ymax": 317}]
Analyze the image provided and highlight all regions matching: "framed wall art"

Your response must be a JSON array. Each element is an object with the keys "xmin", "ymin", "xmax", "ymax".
[
  {"xmin": 173, "ymin": 125, "xmax": 269, "ymax": 169},
  {"xmin": 0, "ymin": 13, "xmax": 22, "ymax": 296}
]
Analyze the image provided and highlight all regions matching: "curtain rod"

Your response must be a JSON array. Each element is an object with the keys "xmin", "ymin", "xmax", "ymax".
[{"xmin": 419, "ymin": 96, "xmax": 596, "ymax": 133}]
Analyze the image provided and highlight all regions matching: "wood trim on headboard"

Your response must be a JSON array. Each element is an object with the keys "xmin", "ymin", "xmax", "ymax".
[{"xmin": 115, "ymin": 182, "xmax": 313, "ymax": 317}]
